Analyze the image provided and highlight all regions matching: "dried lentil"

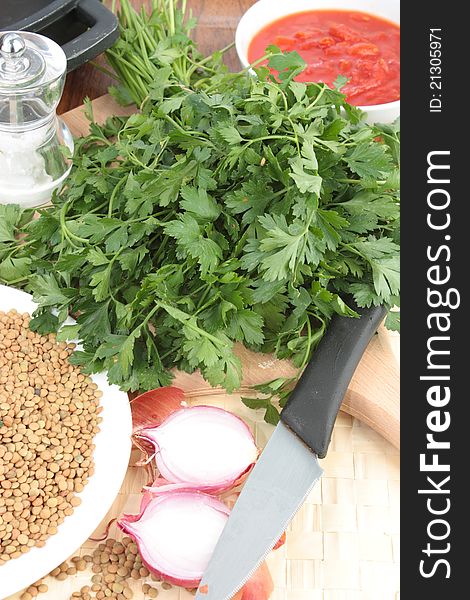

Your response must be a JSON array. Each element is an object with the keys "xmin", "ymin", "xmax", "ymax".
[
  {"xmin": 19, "ymin": 536, "xmax": 177, "ymax": 600},
  {"xmin": 0, "ymin": 311, "xmax": 101, "ymax": 563}
]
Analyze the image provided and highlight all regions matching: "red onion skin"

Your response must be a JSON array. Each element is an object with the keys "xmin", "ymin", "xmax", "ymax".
[
  {"xmin": 273, "ymin": 531, "xmax": 286, "ymax": 550},
  {"xmin": 144, "ymin": 461, "xmax": 255, "ymax": 495},
  {"xmin": 130, "ymin": 387, "xmax": 186, "ymax": 473},
  {"xmin": 130, "ymin": 387, "xmax": 185, "ymax": 433}
]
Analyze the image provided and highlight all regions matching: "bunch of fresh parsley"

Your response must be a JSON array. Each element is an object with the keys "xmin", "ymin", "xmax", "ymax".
[{"xmin": 0, "ymin": 0, "xmax": 399, "ymax": 423}]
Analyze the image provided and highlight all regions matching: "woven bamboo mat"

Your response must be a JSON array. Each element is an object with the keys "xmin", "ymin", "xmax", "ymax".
[{"xmin": 7, "ymin": 392, "xmax": 400, "ymax": 600}]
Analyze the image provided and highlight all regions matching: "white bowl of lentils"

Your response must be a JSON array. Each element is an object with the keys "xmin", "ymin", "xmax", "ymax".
[{"xmin": 0, "ymin": 285, "xmax": 132, "ymax": 598}]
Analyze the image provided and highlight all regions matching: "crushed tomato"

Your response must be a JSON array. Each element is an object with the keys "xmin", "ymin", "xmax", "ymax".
[{"xmin": 248, "ymin": 10, "xmax": 400, "ymax": 106}]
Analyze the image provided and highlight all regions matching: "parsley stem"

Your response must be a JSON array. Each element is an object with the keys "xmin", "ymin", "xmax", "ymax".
[
  {"xmin": 6, "ymin": 239, "xmax": 35, "ymax": 259},
  {"xmin": 108, "ymin": 176, "xmax": 127, "ymax": 217},
  {"xmin": 305, "ymin": 86, "xmax": 327, "ymax": 111},
  {"xmin": 272, "ymin": 185, "xmax": 293, "ymax": 198},
  {"xmin": 198, "ymin": 42, "xmax": 235, "ymax": 65},
  {"xmin": 195, "ymin": 286, "xmax": 216, "ymax": 312},
  {"xmin": 189, "ymin": 282, "xmax": 210, "ymax": 298},
  {"xmin": 341, "ymin": 243, "xmax": 368, "ymax": 262},
  {"xmin": 144, "ymin": 327, "xmax": 165, "ymax": 367},
  {"xmin": 140, "ymin": 304, "xmax": 160, "ymax": 329},
  {"xmin": 159, "ymin": 347, "xmax": 176, "ymax": 362},
  {"xmin": 242, "ymin": 51, "xmax": 275, "ymax": 73},
  {"xmin": 168, "ymin": 0, "xmax": 176, "ymax": 34},
  {"xmin": 107, "ymin": 52, "xmax": 152, "ymax": 85},
  {"xmin": 87, "ymin": 201, "xmax": 109, "ymax": 215},
  {"xmin": 337, "ymin": 178, "xmax": 386, "ymax": 185},
  {"xmin": 0, "ymin": 275, "xmax": 29, "ymax": 285},
  {"xmin": 187, "ymin": 59, "xmax": 219, "ymax": 77},
  {"xmin": 243, "ymin": 134, "xmax": 297, "ymax": 150},
  {"xmin": 156, "ymin": 301, "xmax": 228, "ymax": 348},
  {"xmin": 90, "ymin": 61, "xmax": 120, "ymax": 82},
  {"xmin": 186, "ymin": 321, "xmax": 227, "ymax": 347},
  {"xmin": 161, "ymin": 114, "xmax": 213, "ymax": 147},
  {"xmin": 59, "ymin": 204, "xmax": 89, "ymax": 247},
  {"xmin": 233, "ymin": 225, "xmax": 253, "ymax": 258},
  {"xmin": 302, "ymin": 317, "xmax": 313, "ymax": 369},
  {"xmin": 83, "ymin": 135, "xmax": 112, "ymax": 147},
  {"xmin": 194, "ymin": 294, "xmax": 219, "ymax": 315},
  {"xmin": 272, "ymin": 83, "xmax": 301, "ymax": 155}
]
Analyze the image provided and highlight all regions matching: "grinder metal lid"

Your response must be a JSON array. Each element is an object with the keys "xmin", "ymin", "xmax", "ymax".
[
  {"xmin": 0, "ymin": 31, "xmax": 66, "ymax": 91},
  {"xmin": 0, "ymin": 32, "xmax": 45, "ymax": 86}
]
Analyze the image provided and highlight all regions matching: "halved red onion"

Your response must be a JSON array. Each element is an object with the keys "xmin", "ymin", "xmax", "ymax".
[
  {"xmin": 118, "ymin": 491, "xmax": 230, "ymax": 588},
  {"xmin": 136, "ymin": 406, "xmax": 259, "ymax": 493}
]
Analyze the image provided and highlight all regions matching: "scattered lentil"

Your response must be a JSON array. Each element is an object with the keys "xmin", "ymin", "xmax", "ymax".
[{"xmin": 22, "ymin": 535, "xmax": 181, "ymax": 599}]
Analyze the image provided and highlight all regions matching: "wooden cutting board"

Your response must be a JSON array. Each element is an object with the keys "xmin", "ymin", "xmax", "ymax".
[{"xmin": 61, "ymin": 95, "xmax": 400, "ymax": 449}]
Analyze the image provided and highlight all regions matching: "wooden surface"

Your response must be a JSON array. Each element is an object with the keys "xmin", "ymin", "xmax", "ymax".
[
  {"xmin": 7, "ymin": 394, "xmax": 400, "ymax": 600},
  {"xmin": 59, "ymin": 0, "xmax": 256, "ymax": 114}
]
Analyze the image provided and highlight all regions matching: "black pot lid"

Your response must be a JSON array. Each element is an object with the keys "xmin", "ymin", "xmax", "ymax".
[
  {"xmin": 0, "ymin": 0, "xmax": 78, "ymax": 32},
  {"xmin": 0, "ymin": 0, "xmax": 119, "ymax": 72}
]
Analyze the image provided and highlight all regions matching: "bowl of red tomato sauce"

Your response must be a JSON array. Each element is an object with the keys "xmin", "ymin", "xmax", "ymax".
[{"xmin": 236, "ymin": 0, "xmax": 400, "ymax": 123}]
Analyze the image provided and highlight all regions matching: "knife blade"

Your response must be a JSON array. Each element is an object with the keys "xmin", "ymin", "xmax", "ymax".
[{"xmin": 195, "ymin": 304, "xmax": 387, "ymax": 600}]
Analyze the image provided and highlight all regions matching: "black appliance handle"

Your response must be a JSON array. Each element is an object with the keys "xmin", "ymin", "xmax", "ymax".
[
  {"xmin": 62, "ymin": 0, "xmax": 119, "ymax": 71},
  {"xmin": 2, "ymin": 0, "xmax": 77, "ymax": 33}
]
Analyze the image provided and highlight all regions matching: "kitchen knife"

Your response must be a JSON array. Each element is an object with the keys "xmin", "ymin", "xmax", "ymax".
[{"xmin": 195, "ymin": 304, "xmax": 387, "ymax": 600}]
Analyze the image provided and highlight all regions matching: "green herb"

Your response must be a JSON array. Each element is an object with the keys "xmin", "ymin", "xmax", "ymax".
[
  {"xmin": 3, "ymin": 0, "xmax": 400, "ymax": 423},
  {"xmin": 106, "ymin": 0, "xmax": 231, "ymax": 106},
  {"xmin": 0, "ymin": 205, "xmax": 35, "ymax": 285}
]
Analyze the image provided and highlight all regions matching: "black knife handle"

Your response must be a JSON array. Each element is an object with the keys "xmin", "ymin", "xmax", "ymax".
[{"xmin": 280, "ymin": 304, "xmax": 387, "ymax": 458}]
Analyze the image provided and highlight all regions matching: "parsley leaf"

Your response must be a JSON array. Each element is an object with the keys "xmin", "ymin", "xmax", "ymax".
[
  {"xmin": 6, "ymin": 0, "xmax": 400, "ymax": 421},
  {"xmin": 344, "ymin": 143, "xmax": 393, "ymax": 179}
]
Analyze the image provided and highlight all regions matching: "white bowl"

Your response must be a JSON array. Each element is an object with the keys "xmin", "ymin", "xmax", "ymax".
[
  {"xmin": 0, "ymin": 285, "xmax": 132, "ymax": 598},
  {"xmin": 235, "ymin": 0, "xmax": 400, "ymax": 124}
]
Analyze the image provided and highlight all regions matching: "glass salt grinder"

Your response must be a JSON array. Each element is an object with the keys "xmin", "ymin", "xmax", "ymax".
[{"xmin": 0, "ymin": 31, "xmax": 74, "ymax": 208}]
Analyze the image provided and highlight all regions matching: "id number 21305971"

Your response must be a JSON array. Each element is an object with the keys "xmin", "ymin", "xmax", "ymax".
[{"xmin": 429, "ymin": 28, "xmax": 443, "ymax": 113}]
